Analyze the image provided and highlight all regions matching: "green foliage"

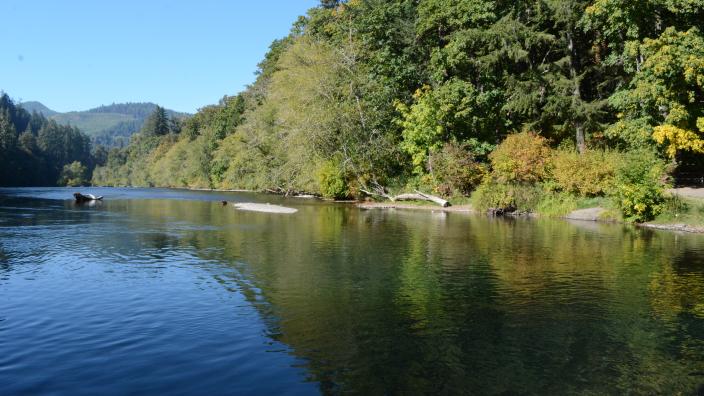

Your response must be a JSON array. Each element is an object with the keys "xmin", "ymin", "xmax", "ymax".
[
  {"xmin": 141, "ymin": 106, "xmax": 171, "ymax": 137},
  {"xmin": 427, "ymin": 142, "xmax": 486, "ymax": 196},
  {"xmin": 85, "ymin": 0, "xmax": 704, "ymax": 210},
  {"xmin": 473, "ymin": 180, "xmax": 543, "ymax": 212},
  {"xmin": 550, "ymin": 149, "xmax": 618, "ymax": 196},
  {"xmin": 607, "ymin": 27, "xmax": 704, "ymax": 157},
  {"xmin": 52, "ymin": 112, "xmax": 134, "ymax": 136},
  {"xmin": 0, "ymin": 94, "xmax": 95, "ymax": 187},
  {"xmin": 534, "ymin": 191, "xmax": 581, "ymax": 218},
  {"xmin": 58, "ymin": 161, "xmax": 89, "ymax": 186},
  {"xmin": 0, "ymin": 111, "xmax": 17, "ymax": 150},
  {"xmin": 416, "ymin": 0, "xmax": 495, "ymax": 41},
  {"xmin": 654, "ymin": 195, "xmax": 704, "ymax": 226},
  {"xmin": 22, "ymin": 101, "xmax": 190, "ymax": 147},
  {"xmin": 489, "ymin": 132, "xmax": 552, "ymax": 184},
  {"xmin": 612, "ymin": 149, "xmax": 669, "ymax": 222},
  {"xmin": 18, "ymin": 130, "xmax": 37, "ymax": 153},
  {"xmin": 317, "ymin": 160, "xmax": 349, "ymax": 199},
  {"xmin": 396, "ymin": 79, "xmax": 501, "ymax": 174}
]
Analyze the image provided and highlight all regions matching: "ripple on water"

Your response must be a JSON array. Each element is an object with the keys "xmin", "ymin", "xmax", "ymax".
[{"xmin": 1, "ymin": 190, "xmax": 704, "ymax": 395}]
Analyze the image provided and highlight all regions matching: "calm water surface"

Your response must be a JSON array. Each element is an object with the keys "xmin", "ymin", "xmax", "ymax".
[{"xmin": 1, "ymin": 187, "xmax": 703, "ymax": 395}]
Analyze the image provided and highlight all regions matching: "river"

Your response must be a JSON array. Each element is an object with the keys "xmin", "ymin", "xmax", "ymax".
[{"xmin": 1, "ymin": 187, "xmax": 703, "ymax": 395}]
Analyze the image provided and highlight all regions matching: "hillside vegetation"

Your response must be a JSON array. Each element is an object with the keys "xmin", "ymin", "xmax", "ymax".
[
  {"xmin": 1, "ymin": 94, "xmax": 94, "ymax": 186},
  {"xmin": 19, "ymin": 101, "xmax": 189, "ymax": 147},
  {"xmin": 88, "ymin": 0, "xmax": 704, "ymax": 222}
]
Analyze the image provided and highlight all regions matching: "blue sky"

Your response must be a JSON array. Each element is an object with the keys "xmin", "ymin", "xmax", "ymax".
[{"xmin": 0, "ymin": 0, "xmax": 319, "ymax": 113}]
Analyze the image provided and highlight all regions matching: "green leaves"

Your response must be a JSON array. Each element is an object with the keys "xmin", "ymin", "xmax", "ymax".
[
  {"xmin": 396, "ymin": 79, "xmax": 501, "ymax": 174},
  {"xmin": 58, "ymin": 161, "xmax": 89, "ymax": 187},
  {"xmin": 87, "ymin": 0, "xmax": 704, "ymax": 203},
  {"xmin": 608, "ymin": 27, "xmax": 704, "ymax": 157},
  {"xmin": 0, "ymin": 111, "xmax": 17, "ymax": 151},
  {"xmin": 613, "ymin": 149, "xmax": 669, "ymax": 222}
]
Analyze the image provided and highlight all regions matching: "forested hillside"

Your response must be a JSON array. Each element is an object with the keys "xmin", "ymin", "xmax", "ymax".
[
  {"xmin": 0, "ymin": 94, "xmax": 95, "ymax": 186},
  {"xmin": 20, "ymin": 101, "xmax": 189, "ymax": 147},
  {"xmin": 93, "ymin": 0, "xmax": 704, "ymax": 221},
  {"xmin": 18, "ymin": 101, "xmax": 58, "ymax": 116}
]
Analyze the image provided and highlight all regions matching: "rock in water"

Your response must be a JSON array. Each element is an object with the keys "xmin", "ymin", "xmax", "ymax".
[{"xmin": 233, "ymin": 203, "xmax": 297, "ymax": 214}]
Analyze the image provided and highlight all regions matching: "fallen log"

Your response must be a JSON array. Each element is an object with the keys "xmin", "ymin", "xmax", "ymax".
[
  {"xmin": 414, "ymin": 190, "xmax": 449, "ymax": 207},
  {"xmin": 360, "ymin": 187, "xmax": 450, "ymax": 207}
]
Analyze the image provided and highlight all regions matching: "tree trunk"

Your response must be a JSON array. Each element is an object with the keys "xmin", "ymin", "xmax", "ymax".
[
  {"xmin": 361, "ymin": 187, "xmax": 450, "ymax": 207},
  {"xmin": 568, "ymin": 32, "xmax": 586, "ymax": 154},
  {"xmin": 576, "ymin": 123, "xmax": 586, "ymax": 154},
  {"xmin": 395, "ymin": 191, "xmax": 450, "ymax": 207}
]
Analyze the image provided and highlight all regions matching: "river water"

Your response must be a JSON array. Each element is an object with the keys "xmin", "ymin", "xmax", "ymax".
[{"xmin": 0, "ymin": 187, "xmax": 703, "ymax": 395}]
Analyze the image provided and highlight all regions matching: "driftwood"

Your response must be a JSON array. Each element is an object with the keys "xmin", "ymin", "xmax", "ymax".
[
  {"xmin": 74, "ymin": 192, "xmax": 103, "ymax": 203},
  {"xmin": 360, "ymin": 186, "xmax": 450, "ymax": 207},
  {"xmin": 395, "ymin": 191, "xmax": 449, "ymax": 207},
  {"xmin": 264, "ymin": 187, "xmax": 314, "ymax": 198}
]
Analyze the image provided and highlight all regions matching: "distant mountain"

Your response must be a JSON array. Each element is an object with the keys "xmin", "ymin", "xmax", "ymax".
[
  {"xmin": 18, "ymin": 101, "xmax": 58, "ymax": 116},
  {"xmin": 19, "ymin": 101, "xmax": 190, "ymax": 147}
]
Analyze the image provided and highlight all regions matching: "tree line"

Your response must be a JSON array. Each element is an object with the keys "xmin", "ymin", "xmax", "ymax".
[
  {"xmin": 0, "ymin": 93, "xmax": 97, "ymax": 186},
  {"xmin": 87, "ymin": 0, "xmax": 702, "ymax": 220}
]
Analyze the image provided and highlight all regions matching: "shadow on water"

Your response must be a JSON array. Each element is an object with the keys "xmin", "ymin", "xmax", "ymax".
[{"xmin": 1, "ymin": 188, "xmax": 703, "ymax": 394}]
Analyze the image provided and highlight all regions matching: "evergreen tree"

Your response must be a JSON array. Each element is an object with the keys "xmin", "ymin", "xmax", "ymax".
[
  {"xmin": 142, "ymin": 106, "xmax": 170, "ymax": 136},
  {"xmin": 18, "ymin": 129, "xmax": 37, "ymax": 153},
  {"xmin": 0, "ymin": 111, "xmax": 17, "ymax": 151}
]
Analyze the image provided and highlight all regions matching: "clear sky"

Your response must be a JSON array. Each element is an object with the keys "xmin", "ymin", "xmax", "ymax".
[{"xmin": 0, "ymin": 0, "xmax": 319, "ymax": 113}]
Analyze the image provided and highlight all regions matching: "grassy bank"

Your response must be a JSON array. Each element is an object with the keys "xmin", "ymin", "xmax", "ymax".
[{"xmin": 651, "ymin": 194, "xmax": 704, "ymax": 227}]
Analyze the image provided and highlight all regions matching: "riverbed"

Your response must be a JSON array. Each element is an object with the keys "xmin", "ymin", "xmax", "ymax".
[{"xmin": 1, "ymin": 187, "xmax": 703, "ymax": 394}]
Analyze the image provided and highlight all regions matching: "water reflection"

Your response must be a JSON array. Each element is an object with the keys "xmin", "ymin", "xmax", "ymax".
[{"xmin": 0, "ymin": 190, "xmax": 703, "ymax": 394}]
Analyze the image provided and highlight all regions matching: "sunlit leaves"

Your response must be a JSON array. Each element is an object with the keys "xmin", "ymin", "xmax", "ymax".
[{"xmin": 609, "ymin": 27, "xmax": 704, "ymax": 157}]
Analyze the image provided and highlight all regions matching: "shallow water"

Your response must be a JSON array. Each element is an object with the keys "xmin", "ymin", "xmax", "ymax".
[{"xmin": 0, "ymin": 187, "xmax": 703, "ymax": 395}]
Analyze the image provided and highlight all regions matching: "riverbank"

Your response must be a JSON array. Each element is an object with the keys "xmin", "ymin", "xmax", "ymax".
[
  {"xmin": 355, "ymin": 187, "xmax": 704, "ymax": 234},
  {"xmin": 357, "ymin": 202, "xmax": 474, "ymax": 213},
  {"xmin": 99, "ymin": 185, "xmax": 704, "ymax": 234},
  {"xmin": 637, "ymin": 223, "xmax": 704, "ymax": 233}
]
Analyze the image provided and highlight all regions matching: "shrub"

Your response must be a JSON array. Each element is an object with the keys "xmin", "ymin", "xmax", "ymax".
[
  {"xmin": 612, "ymin": 149, "xmax": 669, "ymax": 222},
  {"xmin": 534, "ymin": 191, "xmax": 580, "ymax": 217},
  {"xmin": 317, "ymin": 160, "xmax": 349, "ymax": 199},
  {"xmin": 550, "ymin": 149, "xmax": 618, "ymax": 196},
  {"xmin": 58, "ymin": 161, "xmax": 88, "ymax": 187},
  {"xmin": 427, "ymin": 142, "xmax": 487, "ymax": 196},
  {"xmin": 473, "ymin": 180, "xmax": 543, "ymax": 212},
  {"xmin": 489, "ymin": 132, "xmax": 552, "ymax": 183}
]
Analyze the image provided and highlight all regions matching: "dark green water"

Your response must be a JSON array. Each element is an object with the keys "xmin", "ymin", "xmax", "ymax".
[{"xmin": 1, "ymin": 188, "xmax": 703, "ymax": 395}]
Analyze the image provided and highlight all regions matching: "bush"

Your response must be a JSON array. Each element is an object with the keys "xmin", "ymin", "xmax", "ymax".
[
  {"xmin": 317, "ymin": 160, "xmax": 349, "ymax": 199},
  {"xmin": 550, "ymin": 149, "xmax": 618, "ymax": 196},
  {"xmin": 489, "ymin": 132, "xmax": 552, "ymax": 183},
  {"xmin": 427, "ymin": 142, "xmax": 487, "ymax": 196},
  {"xmin": 58, "ymin": 161, "xmax": 89, "ymax": 186},
  {"xmin": 612, "ymin": 149, "xmax": 669, "ymax": 222},
  {"xmin": 473, "ymin": 180, "xmax": 543, "ymax": 212}
]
